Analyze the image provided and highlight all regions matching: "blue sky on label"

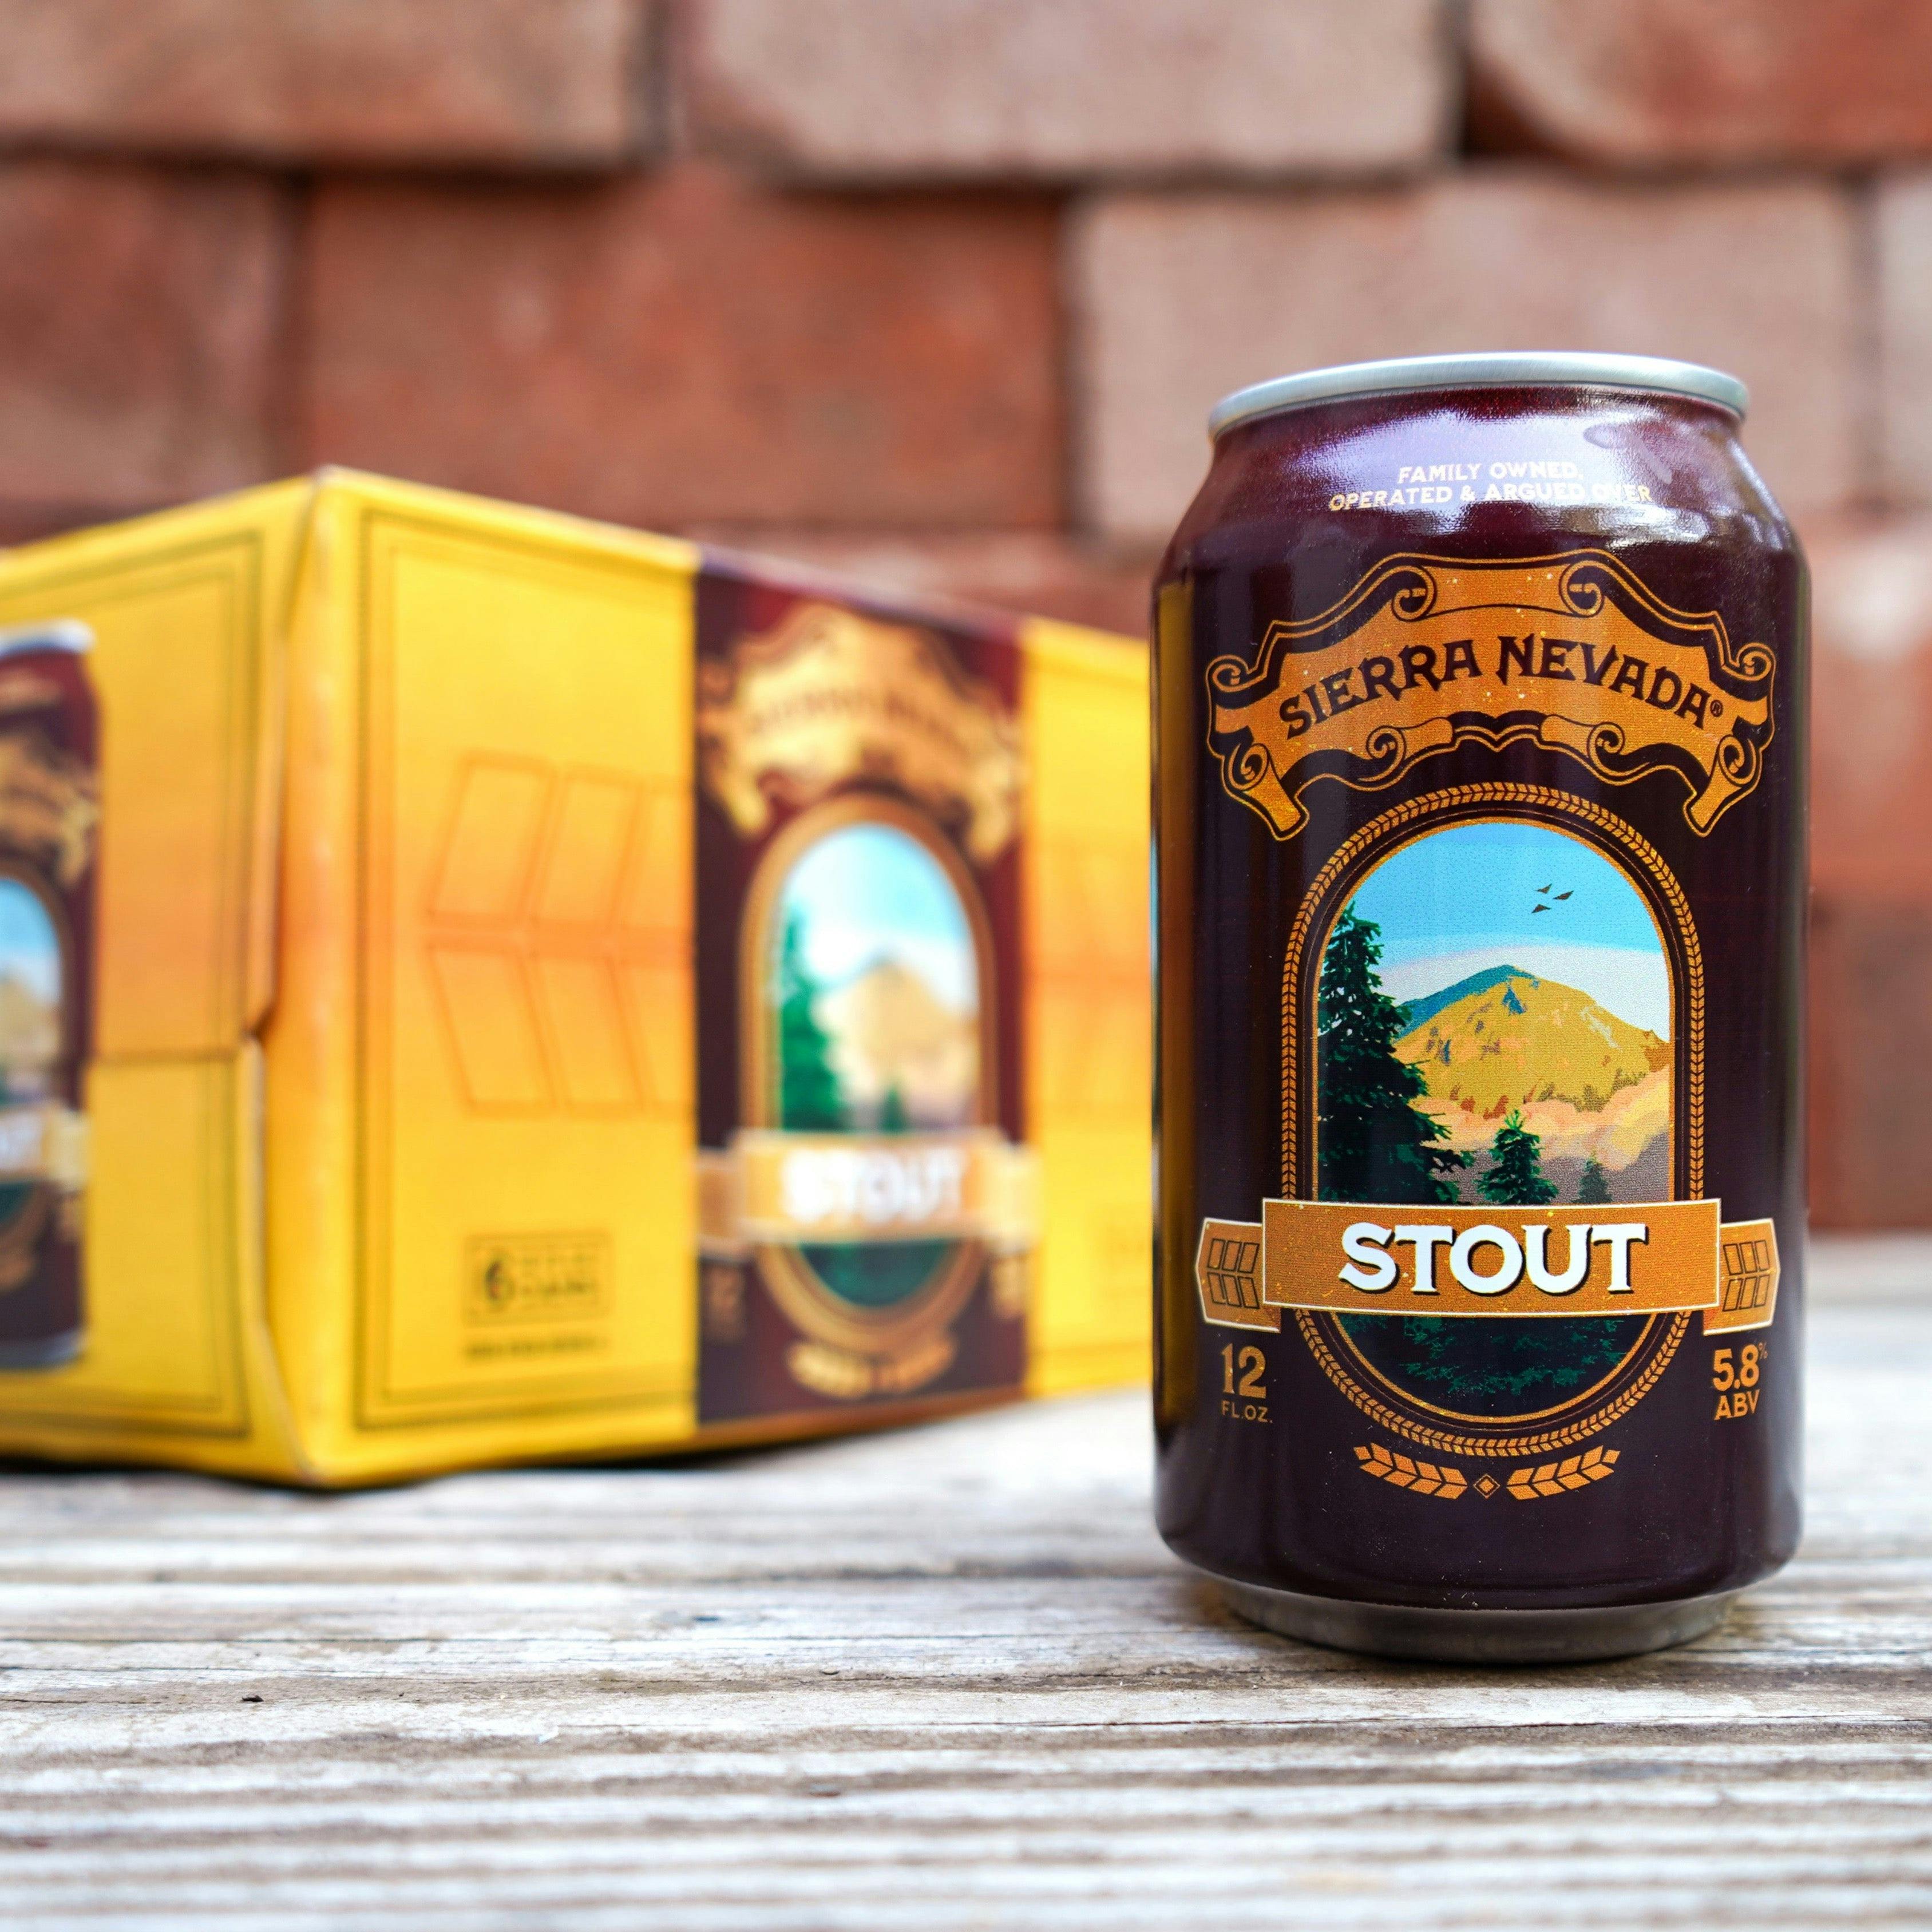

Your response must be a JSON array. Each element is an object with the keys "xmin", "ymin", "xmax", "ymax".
[
  {"xmin": 1344, "ymin": 819, "xmax": 1672, "ymax": 1039},
  {"xmin": 776, "ymin": 821, "xmax": 977, "ymax": 1013},
  {"xmin": 0, "ymin": 878, "xmax": 59, "ymax": 1004}
]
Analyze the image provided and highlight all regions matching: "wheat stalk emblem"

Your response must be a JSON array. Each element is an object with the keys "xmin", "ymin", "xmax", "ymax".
[
  {"xmin": 1503, "ymin": 1447, "xmax": 1619, "ymax": 1498},
  {"xmin": 1353, "ymin": 1443, "xmax": 1468, "ymax": 1498},
  {"xmin": 1356, "ymin": 1442, "xmax": 1621, "ymax": 1501}
]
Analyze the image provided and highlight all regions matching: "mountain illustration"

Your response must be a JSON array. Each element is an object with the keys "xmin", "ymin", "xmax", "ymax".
[
  {"xmin": 1397, "ymin": 969, "xmax": 1669, "ymax": 1193},
  {"xmin": 1398, "ymin": 963, "xmax": 1535, "ymax": 1035},
  {"xmin": 815, "ymin": 955, "xmax": 976, "ymax": 1130}
]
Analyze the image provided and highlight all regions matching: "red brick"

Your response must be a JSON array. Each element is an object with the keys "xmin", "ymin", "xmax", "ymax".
[
  {"xmin": 1810, "ymin": 901, "xmax": 1932, "ymax": 1228},
  {"xmin": 692, "ymin": 0, "xmax": 1449, "ymax": 180},
  {"xmin": 1470, "ymin": 0, "xmax": 1932, "ymax": 166},
  {"xmin": 1808, "ymin": 517, "xmax": 1932, "ymax": 909},
  {"xmin": 1072, "ymin": 172, "xmax": 1858, "ymax": 541},
  {"xmin": 686, "ymin": 529, "xmax": 1154, "ymax": 636},
  {"xmin": 303, "ymin": 165, "xmax": 1062, "ymax": 530},
  {"xmin": 1878, "ymin": 173, "xmax": 1932, "ymax": 505},
  {"xmin": 0, "ymin": 162, "xmax": 287, "ymax": 509},
  {"xmin": 0, "ymin": 0, "xmax": 647, "ymax": 168},
  {"xmin": 1796, "ymin": 516, "xmax": 1932, "ymax": 1227},
  {"xmin": 0, "ymin": 500, "xmax": 149, "ymax": 548}
]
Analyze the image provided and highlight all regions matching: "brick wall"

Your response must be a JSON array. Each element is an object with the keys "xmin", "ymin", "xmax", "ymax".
[{"xmin": 0, "ymin": 0, "xmax": 1922, "ymax": 1222}]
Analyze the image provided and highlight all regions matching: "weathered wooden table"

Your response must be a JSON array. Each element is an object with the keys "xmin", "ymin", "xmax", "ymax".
[{"xmin": 2, "ymin": 1240, "xmax": 1928, "ymax": 1928}]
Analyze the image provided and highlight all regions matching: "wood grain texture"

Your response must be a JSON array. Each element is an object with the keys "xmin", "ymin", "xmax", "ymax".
[{"xmin": 2, "ymin": 1245, "xmax": 1929, "ymax": 1927}]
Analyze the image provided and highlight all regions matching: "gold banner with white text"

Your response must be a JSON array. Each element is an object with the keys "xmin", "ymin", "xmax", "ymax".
[
  {"xmin": 1195, "ymin": 1201, "xmax": 1779, "ymax": 1336},
  {"xmin": 699, "ymin": 1130, "xmax": 1037, "ymax": 1253}
]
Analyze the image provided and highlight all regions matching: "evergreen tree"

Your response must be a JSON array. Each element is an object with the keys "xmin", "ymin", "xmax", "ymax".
[
  {"xmin": 1317, "ymin": 906, "xmax": 1466, "ymax": 1203},
  {"xmin": 1575, "ymin": 1157, "xmax": 1613, "ymax": 1205},
  {"xmin": 776, "ymin": 909, "xmax": 845, "ymax": 1130},
  {"xmin": 878, "ymin": 1082, "xmax": 909, "ymax": 1133},
  {"xmin": 1479, "ymin": 1109, "xmax": 1558, "ymax": 1206}
]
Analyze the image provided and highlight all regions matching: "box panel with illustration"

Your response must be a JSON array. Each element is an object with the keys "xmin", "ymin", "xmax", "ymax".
[{"xmin": 0, "ymin": 472, "xmax": 1150, "ymax": 1483}]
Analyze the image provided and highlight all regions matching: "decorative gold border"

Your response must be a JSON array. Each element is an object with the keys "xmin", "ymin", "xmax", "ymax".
[
  {"xmin": 1280, "ymin": 783, "xmax": 1703, "ymax": 1458},
  {"xmin": 1303, "ymin": 1312, "xmax": 1688, "ymax": 1459},
  {"xmin": 752, "ymin": 1242, "xmax": 988, "ymax": 1361},
  {"xmin": 1282, "ymin": 783, "xmax": 1704, "ymax": 1194},
  {"xmin": 738, "ymin": 790, "xmax": 995, "ymax": 1358}
]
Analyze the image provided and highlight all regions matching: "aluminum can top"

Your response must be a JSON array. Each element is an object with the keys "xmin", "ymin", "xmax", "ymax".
[{"xmin": 1208, "ymin": 352, "xmax": 1749, "ymax": 442}]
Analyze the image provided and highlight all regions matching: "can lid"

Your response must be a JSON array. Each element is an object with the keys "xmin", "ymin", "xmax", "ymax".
[{"xmin": 1207, "ymin": 353, "xmax": 1749, "ymax": 441}]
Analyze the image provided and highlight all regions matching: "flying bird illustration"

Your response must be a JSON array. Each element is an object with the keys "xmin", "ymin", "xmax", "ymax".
[
  {"xmin": 1531, "ymin": 904, "xmax": 1550, "ymax": 914},
  {"xmin": 1537, "ymin": 882, "xmax": 1553, "ymax": 893},
  {"xmin": 1553, "ymin": 889, "xmax": 1573, "ymax": 901}
]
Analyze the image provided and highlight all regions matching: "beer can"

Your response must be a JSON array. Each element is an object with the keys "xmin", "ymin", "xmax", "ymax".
[
  {"xmin": 0, "ymin": 623, "xmax": 96, "ymax": 1370},
  {"xmin": 1153, "ymin": 354, "xmax": 1803, "ymax": 1662}
]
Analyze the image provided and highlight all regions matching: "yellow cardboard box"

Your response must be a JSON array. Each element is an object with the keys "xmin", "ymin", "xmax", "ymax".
[{"xmin": 0, "ymin": 472, "xmax": 1150, "ymax": 1484}]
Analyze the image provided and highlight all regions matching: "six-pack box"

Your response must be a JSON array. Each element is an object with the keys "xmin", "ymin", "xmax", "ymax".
[{"xmin": 0, "ymin": 472, "xmax": 1150, "ymax": 1484}]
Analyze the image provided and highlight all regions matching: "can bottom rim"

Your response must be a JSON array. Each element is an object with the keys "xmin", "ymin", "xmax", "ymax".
[{"xmin": 1208, "ymin": 1571, "xmax": 1737, "ymax": 1666}]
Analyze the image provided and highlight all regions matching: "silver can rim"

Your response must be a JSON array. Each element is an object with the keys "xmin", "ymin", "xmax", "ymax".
[
  {"xmin": 1208, "ymin": 353, "xmax": 1749, "ymax": 441},
  {"xmin": 1213, "ymin": 1573, "xmax": 1739, "ymax": 1666}
]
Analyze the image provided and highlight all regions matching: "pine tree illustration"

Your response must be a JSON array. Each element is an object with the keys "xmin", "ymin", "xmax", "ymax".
[
  {"xmin": 1575, "ymin": 1156, "xmax": 1613, "ymax": 1205},
  {"xmin": 776, "ymin": 908, "xmax": 845, "ymax": 1131},
  {"xmin": 878, "ymin": 1082, "xmax": 909, "ymax": 1133},
  {"xmin": 1479, "ymin": 1109, "xmax": 1558, "ymax": 1206},
  {"xmin": 1317, "ymin": 906, "xmax": 1466, "ymax": 1203}
]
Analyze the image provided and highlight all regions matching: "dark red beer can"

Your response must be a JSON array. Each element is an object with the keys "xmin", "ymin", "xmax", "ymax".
[{"xmin": 1153, "ymin": 354, "xmax": 1804, "ymax": 1662}]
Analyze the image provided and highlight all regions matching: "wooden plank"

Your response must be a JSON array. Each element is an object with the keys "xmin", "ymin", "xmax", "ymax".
[{"xmin": 0, "ymin": 1246, "xmax": 1928, "ymax": 1927}]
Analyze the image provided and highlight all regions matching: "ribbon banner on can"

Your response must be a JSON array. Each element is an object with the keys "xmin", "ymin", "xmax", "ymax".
[
  {"xmin": 1195, "ymin": 1199, "xmax": 1779, "ymax": 1338},
  {"xmin": 1203, "ymin": 552, "xmax": 1776, "ymax": 840},
  {"xmin": 698, "ymin": 1129, "xmax": 1036, "ymax": 1256}
]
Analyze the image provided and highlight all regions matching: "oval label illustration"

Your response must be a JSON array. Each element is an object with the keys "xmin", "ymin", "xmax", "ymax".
[
  {"xmin": 763, "ymin": 813, "xmax": 983, "ymax": 1314},
  {"xmin": 1316, "ymin": 817, "xmax": 1672, "ymax": 1424}
]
